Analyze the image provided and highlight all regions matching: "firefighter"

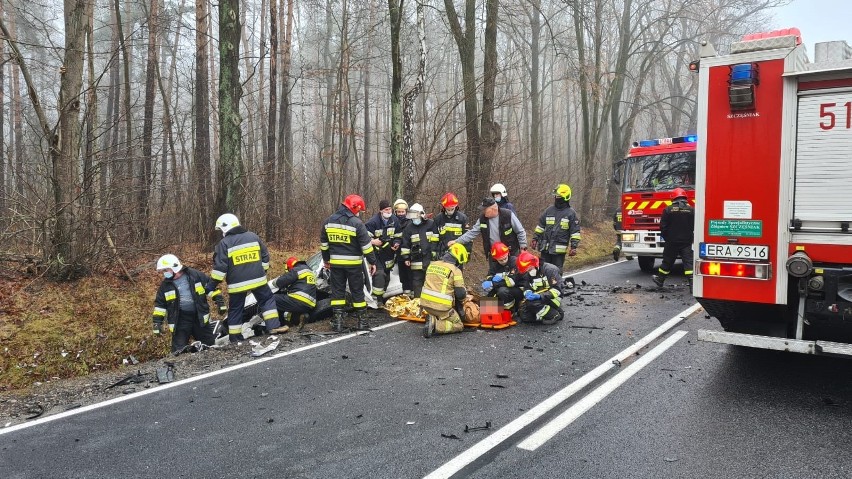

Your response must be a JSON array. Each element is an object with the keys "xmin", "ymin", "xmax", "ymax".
[
  {"xmin": 421, "ymin": 243, "xmax": 470, "ymax": 338},
  {"xmin": 434, "ymin": 192, "xmax": 469, "ymax": 260},
  {"xmin": 270, "ymin": 256, "xmax": 317, "ymax": 331},
  {"xmin": 481, "ymin": 242, "xmax": 523, "ymax": 315},
  {"xmin": 364, "ymin": 199, "xmax": 402, "ymax": 304},
  {"xmin": 490, "ymin": 183, "xmax": 516, "ymax": 213},
  {"xmin": 152, "ymin": 254, "xmax": 225, "ymax": 353},
  {"xmin": 400, "ymin": 203, "xmax": 439, "ymax": 296},
  {"xmin": 321, "ymin": 194, "xmax": 377, "ymax": 331},
  {"xmin": 531, "ymin": 184, "xmax": 581, "ymax": 273},
  {"xmin": 516, "ymin": 251, "xmax": 564, "ymax": 325},
  {"xmin": 393, "ymin": 199, "xmax": 414, "ymax": 294},
  {"xmin": 208, "ymin": 214, "xmax": 283, "ymax": 341},
  {"xmin": 450, "ymin": 197, "xmax": 527, "ymax": 269},
  {"xmin": 652, "ymin": 188, "xmax": 695, "ymax": 288},
  {"xmin": 612, "ymin": 210, "xmax": 623, "ymax": 262}
]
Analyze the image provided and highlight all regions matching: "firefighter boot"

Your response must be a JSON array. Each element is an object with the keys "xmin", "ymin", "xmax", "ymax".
[
  {"xmin": 652, "ymin": 275, "xmax": 665, "ymax": 288},
  {"xmin": 331, "ymin": 310, "xmax": 345, "ymax": 332},
  {"xmin": 355, "ymin": 310, "xmax": 370, "ymax": 330},
  {"xmin": 423, "ymin": 314, "xmax": 435, "ymax": 338},
  {"xmin": 687, "ymin": 276, "xmax": 693, "ymax": 290}
]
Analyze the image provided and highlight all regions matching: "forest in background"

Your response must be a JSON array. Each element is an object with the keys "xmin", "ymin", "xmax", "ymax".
[{"xmin": 0, "ymin": 0, "xmax": 789, "ymax": 279}]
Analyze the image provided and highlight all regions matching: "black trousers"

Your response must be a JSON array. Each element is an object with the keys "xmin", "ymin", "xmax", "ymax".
[
  {"xmin": 397, "ymin": 257, "xmax": 413, "ymax": 292},
  {"xmin": 659, "ymin": 241, "xmax": 694, "ymax": 276},
  {"xmin": 274, "ymin": 294, "xmax": 315, "ymax": 322},
  {"xmin": 330, "ymin": 266, "xmax": 367, "ymax": 310},
  {"xmin": 491, "ymin": 286, "xmax": 523, "ymax": 311},
  {"xmin": 172, "ymin": 310, "xmax": 214, "ymax": 353},
  {"xmin": 227, "ymin": 284, "xmax": 279, "ymax": 337},
  {"xmin": 411, "ymin": 269, "xmax": 426, "ymax": 297},
  {"xmin": 520, "ymin": 300, "xmax": 564, "ymax": 325},
  {"xmin": 541, "ymin": 252, "xmax": 566, "ymax": 273}
]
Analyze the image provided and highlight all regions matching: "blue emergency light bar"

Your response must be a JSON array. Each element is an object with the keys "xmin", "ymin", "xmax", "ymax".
[
  {"xmin": 730, "ymin": 63, "xmax": 759, "ymax": 84},
  {"xmin": 632, "ymin": 135, "xmax": 697, "ymax": 148},
  {"xmin": 729, "ymin": 62, "xmax": 759, "ymax": 110}
]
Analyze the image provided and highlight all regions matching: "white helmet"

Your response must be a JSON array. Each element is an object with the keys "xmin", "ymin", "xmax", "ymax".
[
  {"xmin": 406, "ymin": 203, "xmax": 425, "ymax": 219},
  {"xmin": 490, "ymin": 183, "xmax": 508, "ymax": 197},
  {"xmin": 215, "ymin": 213, "xmax": 240, "ymax": 236},
  {"xmin": 156, "ymin": 254, "xmax": 183, "ymax": 274}
]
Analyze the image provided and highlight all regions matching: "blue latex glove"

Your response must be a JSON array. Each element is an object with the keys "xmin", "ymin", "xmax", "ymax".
[
  {"xmin": 524, "ymin": 290, "xmax": 541, "ymax": 301},
  {"xmin": 492, "ymin": 273, "xmax": 503, "ymax": 283},
  {"xmin": 482, "ymin": 280, "xmax": 493, "ymax": 291}
]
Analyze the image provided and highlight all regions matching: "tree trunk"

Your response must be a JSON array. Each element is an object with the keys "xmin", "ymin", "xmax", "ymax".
[
  {"xmin": 264, "ymin": 0, "xmax": 278, "ymax": 238},
  {"xmin": 480, "ymin": 0, "xmax": 500, "ymax": 200},
  {"xmin": 140, "ymin": 0, "xmax": 160, "ymax": 240},
  {"xmin": 114, "ymin": 0, "xmax": 134, "ymax": 213},
  {"xmin": 401, "ymin": 0, "xmax": 426, "ymax": 199},
  {"xmin": 216, "ymin": 0, "xmax": 244, "ymax": 215},
  {"xmin": 195, "ymin": 0, "xmax": 213, "ymax": 241},
  {"xmin": 278, "ymin": 0, "xmax": 294, "ymax": 221},
  {"xmin": 0, "ymin": 0, "xmax": 5, "ymax": 217},
  {"xmin": 444, "ymin": 0, "xmax": 480, "ymax": 211},
  {"xmin": 82, "ymin": 0, "xmax": 97, "ymax": 239},
  {"xmin": 529, "ymin": 0, "xmax": 541, "ymax": 167},
  {"xmin": 388, "ymin": 0, "xmax": 403, "ymax": 199}
]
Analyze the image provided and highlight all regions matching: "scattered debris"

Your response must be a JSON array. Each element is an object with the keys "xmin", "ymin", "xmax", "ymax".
[
  {"xmin": 822, "ymin": 397, "xmax": 841, "ymax": 407},
  {"xmin": 571, "ymin": 325, "xmax": 603, "ymax": 330},
  {"xmin": 105, "ymin": 371, "xmax": 147, "ymax": 390},
  {"xmin": 464, "ymin": 421, "xmax": 492, "ymax": 433},
  {"xmin": 441, "ymin": 433, "xmax": 462, "ymax": 440},
  {"xmin": 489, "ymin": 384, "xmax": 505, "ymax": 388},
  {"xmin": 251, "ymin": 340, "xmax": 280, "ymax": 357},
  {"xmin": 612, "ymin": 359, "xmax": 622, "ymax": 367},
  {"xmin": 406, "ymin": 421, "xmax": 416, "ymax": 425},
  {"xmin": 25, "ymin": 404, "xmax": 44, "ymax": 420},
  {"xmin": 664, "ymin": 457, "xmax": 678, "ymax": 463},
  {"xmin": 156, "ymin": 365, "xmax": 175, "ymax": 384},
  {"xmin": 267, "ymin": 418, "xmax": 275, "ymax": 423},
  {"xmin": 495, "ymin": 374, "xmax": 509, "ymax": 379},
  {"xmin": 122, "ymin": 388, "xmax": 135, "ymax": 395}
]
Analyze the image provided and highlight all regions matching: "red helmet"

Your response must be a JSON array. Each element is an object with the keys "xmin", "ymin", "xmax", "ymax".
[
  {"xmin": 490, "ymin": 242, "xmax": 510, "ymax": 260},
  {"xmin": 441, "ymin": 192, "xmax": 459, "ymax": 209},
  {"xmin": 285, "ymin": 257, "xmax": 299, "ymax": 271},
  {"xmin": 672, "ymin": 188, "xmax": 688, "ymax": 200},
  {"xmin": 516, "ymin": 251, "xmax": 540, "ymax": 274},
  {"xmin": 343, "ymin": 194, "xmax": 366, "ymax": 214}
]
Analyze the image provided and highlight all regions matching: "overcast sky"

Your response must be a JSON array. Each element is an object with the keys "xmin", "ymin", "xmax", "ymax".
[{"xmin": 770, "ymin": 0, "xmax": 852, "ymax": 53}]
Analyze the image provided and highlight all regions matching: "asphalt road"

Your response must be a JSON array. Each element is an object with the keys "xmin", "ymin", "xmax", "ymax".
[{"xmin": 2, "ymin": 259, "xmax": 851, "ymax": 478}]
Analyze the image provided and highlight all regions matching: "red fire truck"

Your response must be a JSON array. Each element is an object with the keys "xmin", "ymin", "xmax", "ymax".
[
  {"xmin": 694, "ymin": 28, "xmax": 852, "ymax": 356},
  {"xmin": 614, "ymin": 136, "xmax": 697, "ymax": 272}
]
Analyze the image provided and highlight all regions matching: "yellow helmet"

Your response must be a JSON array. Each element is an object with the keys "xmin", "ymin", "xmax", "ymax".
[
  {"xmin": 554, "ymin": 184, "xmax": 572, "ymax": 201},
  {"xmin": 449, "ymin": 243, "xmax": 469, "ymax": 265}
]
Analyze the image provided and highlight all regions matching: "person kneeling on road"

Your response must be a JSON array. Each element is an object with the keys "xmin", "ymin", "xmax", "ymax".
[
  {"xmin": 420, "ymin": 243, "xmax": 469, "ymax": 338},
  {"xmin": 516, "ymin": 252, "xmax": 564, "ymax": 325},
  {"xmin": 152, "ymin": 254, "xmax": 226, "ymax": 353},
  {"xmin": 481, "ymin": 241, "xmax": 522, "ymax": 316},
  {"xmin": 269, "ymin": 256, "xmax": 318, "ymax": 333}
]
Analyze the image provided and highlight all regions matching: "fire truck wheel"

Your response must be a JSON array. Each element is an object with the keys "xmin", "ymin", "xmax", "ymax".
[{"xmin": 638, "ymin": 256, "xmax": 656, "ymax": 273}]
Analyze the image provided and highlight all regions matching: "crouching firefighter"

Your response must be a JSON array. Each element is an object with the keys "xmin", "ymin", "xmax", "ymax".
[
  {"xmin": 270, "ymin": 256, "xmax": 318, "ymax": 332},
  {"xmin": 516, "ymin": 252, "xmax": 564, "ymax": 325},
  {"xmin": 208, "ymin": 214, "xmax": 281, "ymax": 342},
  {"xmin": 421, "ymin": 243, "xmax": 470, "ymax": 338},
  {"xmin": 321, "ymin": 194, "xmax": 377, "ymax": 331},
  {"xmin": 481, "ymin": 242, "xmax": 522, "ymax": 315},
  {"xmin": 153, "ymin": 254, "xmax": 225, "ymax": 353}
]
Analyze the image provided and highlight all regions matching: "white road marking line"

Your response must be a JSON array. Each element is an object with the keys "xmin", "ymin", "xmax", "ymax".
[
  {"xmin": 0, "ymin": 320, "xmax": 406, "ymax": 436},
  {"xmin": 423, "ymin": 303, "xmax": 701, "ymax": 479},
  {"xmin": 517, "ymin": 330, "xmax": 688, "ymax": 451},
  {"xmin": 571, "ymin": 260, "xmax": 628, "ymax": 276}
]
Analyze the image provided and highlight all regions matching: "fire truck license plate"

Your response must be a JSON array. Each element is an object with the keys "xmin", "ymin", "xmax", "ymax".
[{"xmin": 699, "ymin": 243, "xmax": 769, "ymax": 260}]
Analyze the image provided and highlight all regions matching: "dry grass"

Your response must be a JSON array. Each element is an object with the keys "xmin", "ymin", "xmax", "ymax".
[{"xmin": 0, "ymin": 224, "xmax": 616, "ymax": 392}]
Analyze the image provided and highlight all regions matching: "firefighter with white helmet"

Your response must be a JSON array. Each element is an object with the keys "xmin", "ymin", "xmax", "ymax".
[
  {"xmin": 421, "ymin": 243, "xmax": 469, "ymax": 338},
  {"xmin": 320, "ymin": 194, "xmax": 377, "ymax": 331},
  {"xmin": 531, "ymin": 183, "xmax": 581, "ymax": 273},
  {"xmin": 152, "ymin": 254, "xmax": 225, "ymax": 353},
  {"xmin": 208, "ymin": 213, "xmax": 283, "ymax": 341},
  {"xmin": 490, "ymin": 183, "xmax": 516, "ymax": 212},
  {"xmin": 400, "ymin": 202, "xmax": 439, "ymax": 296},
  {"xmin": 652, "ymin": 188, "xmax": 694, "ymax": 288}
]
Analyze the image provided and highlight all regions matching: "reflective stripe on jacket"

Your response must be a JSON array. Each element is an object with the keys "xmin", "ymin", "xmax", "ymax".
[
  {"xmin": 534, "ymin": 205, "xmax": 581, "ymax": 254},
  {"xmin": 321, "ymin": 205, "xmax": 377, "ymax": 268},
  {"xmin": 153, "ymin": 267, "xmax": 223, "ymax": 330},
  {"xmin": 273, "ymin": 263, "xmax": 318, "ymax": 308},
  {"xmin": 209, "ymin": 227, "xmax": 270, "ymax": 293},
  {"xmin": 420, "ymin": 260, "xmax": 465, "ymax": 312}
]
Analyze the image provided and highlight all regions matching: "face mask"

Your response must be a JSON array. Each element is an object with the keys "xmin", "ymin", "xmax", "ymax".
[
  {"xmin": 413, "ymin": 218, "xmax": 422, "ymax": 226},
  {"xmin": 493, "ymin": 194, "xmax": 502, "ymax": 202},
  {"xmin": 528, "ymin": 268, "xmax": 537, "ymax": 277},
  {"xmin": 382, "ymin": 212, "xmax": 392, "ymax": 219},
  {"xmin": 396, "ymin": 212, "xmax": 407, "ymax": 219},
  {"xmin": 163, "ymin": 271, "xmax": 174, "ymax": 279},
  {"xmin": 445, "ymin": 207, "xmax": 456, "ymax": 215}
]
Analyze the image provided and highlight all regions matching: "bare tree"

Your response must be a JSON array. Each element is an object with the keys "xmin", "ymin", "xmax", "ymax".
[{"xmin": 216, "ymin": 0, "xmax": 244, "ymax": 214}]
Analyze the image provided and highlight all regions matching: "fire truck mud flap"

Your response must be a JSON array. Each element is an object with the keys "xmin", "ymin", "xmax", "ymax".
[{"xmin": 697, "ymin": 329, "xmax": 852, "ymax": 357}]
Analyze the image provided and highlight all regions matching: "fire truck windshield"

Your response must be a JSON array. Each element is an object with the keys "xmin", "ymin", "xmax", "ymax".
[{"xmin": 623, "ymin": 151, "xmax": 696, "ymax": 192}]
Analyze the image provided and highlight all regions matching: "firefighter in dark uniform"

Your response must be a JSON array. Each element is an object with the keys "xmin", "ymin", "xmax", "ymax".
[
  {"xmin": 481, "ymin": 242, "xmax": 523, "ymax": 315},
  {"xmin": 450, "ymin": 197, "xmax": 527, "ymax": 270},
  {"xmin": 393, "ymin": 199, "xmax": 414, "ymax": 293},
  {"xmin": 364, "ymin": 199, "xmax": 402, "ymax": 304},
  {"xmin": 208, "ymin": 214, "xmax": 283, "ymax": 341},
  {"xmin": 434, "ymin": 192, "xmax": 469, "ymax": 260},
  {"xmin": 270, "ymin": 256, "xmax": 318, "ymax": 331},
  {"xmin": 532, "ymin": 184, "xmax": 581, "ymax": 273},
  {"xmin": 612, "ymin": 209, "xmax": 623, "ymax": 262},
  {"xmin": 152, "ymin": 254, "xmax": 225, "ymax": 353},
  {"xmin": 516, "ymin": 252, "xmax": 564, "ymax": 325},
  {"xmin": 400, "ymin": 203, "xmax": 439, "ymax": 296},
  {"xmin": 321, "ymin": 194, "xmax": 377, "ymax": 331},
  {"xmin": 652, "ymin": 188, "xmax": 695, "ymax": 288}
]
